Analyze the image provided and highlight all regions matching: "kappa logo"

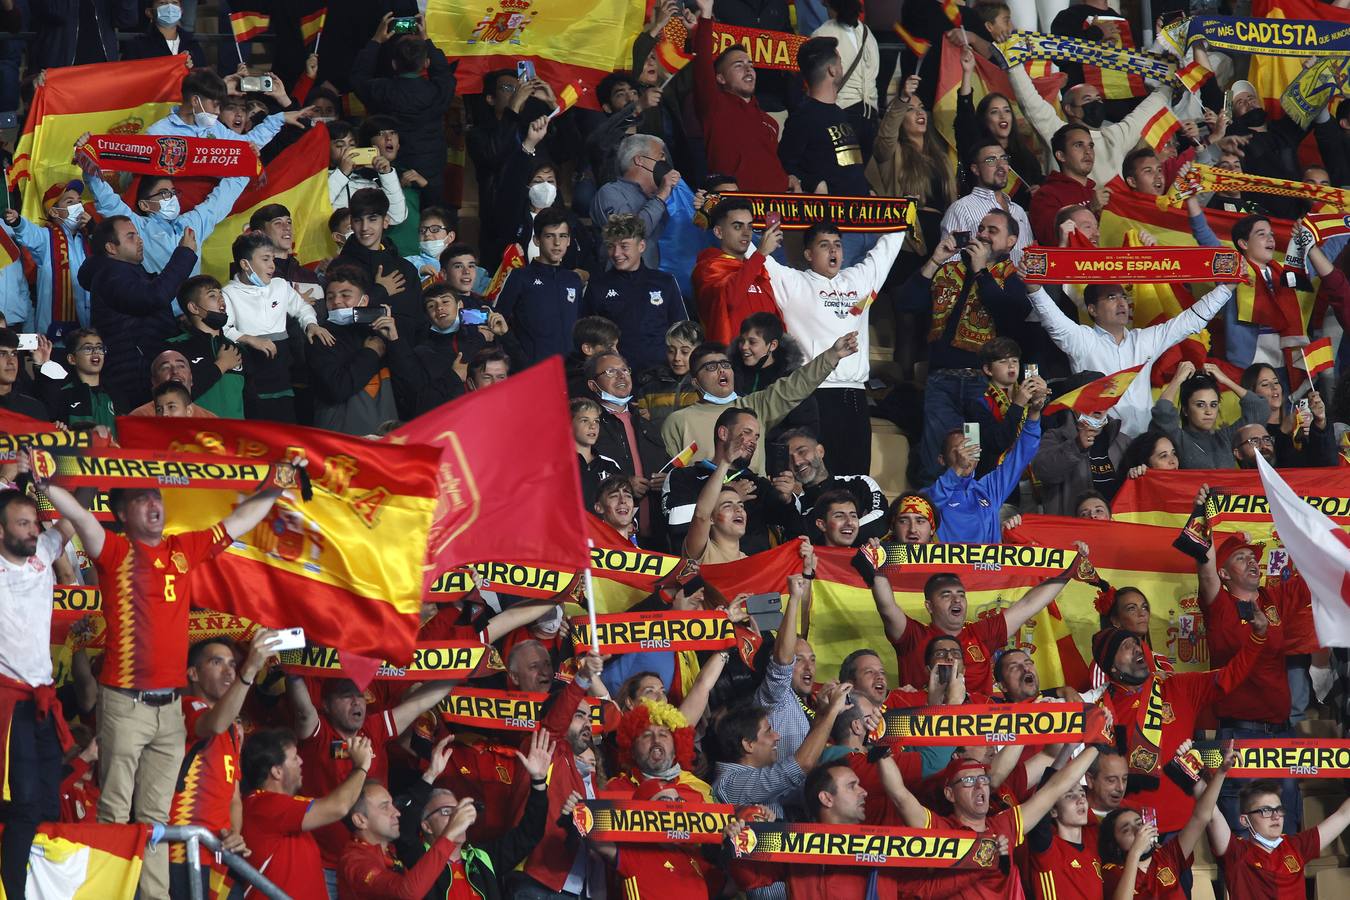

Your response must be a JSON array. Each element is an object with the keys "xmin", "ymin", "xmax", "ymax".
[
  {"xmin": 649, "ymin": 290, "xmax": 664, "ymax": 306},
  {"xmin": 606, "ymin": 289, "xmax": 619, "ymax": 298},
  {"xmin": 533, "ymin": 279, "xmax": 543, "ymax": 286}
]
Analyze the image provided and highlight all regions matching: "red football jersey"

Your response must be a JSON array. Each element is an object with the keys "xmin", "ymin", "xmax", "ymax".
[
  {"xmin": 297, "ymin": 708, "xmax": 399, "ymax": 868},
  {"xmin": 1221, "ymin": 829, "xmax": 1321, "ymax": 900},
  {"xmin": 1030, "ymin": 832, "xmax": 1103, "ymax": 900},
  {"xmin": 95, "ymin": 526, "xmax": 230, "ymax": 690},
  {"xmin": 1102, "ymin": 839, "xmax": 1189, "ymax": 899},
  {"xmin": 240, "ymin": 791, "xmax": 326, "ymax": 900},
  {"xmin": 893, "ymin": 615, "xmax": 1009, "ymax": 695},
  {"xmin": 904, "ymin": 806, "xmax": 1025, "ymax": 900},
  {"xmin": 169, "ymin": 697, "xmax": 242, "ymax": 863}
]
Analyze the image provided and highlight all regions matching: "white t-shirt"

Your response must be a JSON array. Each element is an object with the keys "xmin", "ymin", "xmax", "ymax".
[{"xmin": 0, "ymin": 528, "xmax": 65, "ymax": 686}]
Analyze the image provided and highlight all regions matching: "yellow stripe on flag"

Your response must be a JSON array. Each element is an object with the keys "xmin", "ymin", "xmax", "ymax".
[
  {"xmin": 1140, "ymin": 107, "xmax": 1180, "ymax": 152},
  {"xmin": 229, "ymin": 12, "xmax": 271, "ymax": 42},
  {"xmin": 1301, "ymin": 336, "xmax": 1334, "ymax": 378},
  {"xmin": 10, "ymin": 55, "xmax": 186, "ymax": 224},
  {"xmin": 199, "ymin": 125, "xmax": 333, "ymax": 282}
]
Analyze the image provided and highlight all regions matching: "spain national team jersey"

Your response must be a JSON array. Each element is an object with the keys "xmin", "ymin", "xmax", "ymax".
[
  {"xmin": 1030, "ymin": 832, "xmax": 1102, "ymax": 900},
  {"xmin": 94, "ymin": 526, "xmax": 231, "ymax": 690},
  {"xmin": 1102, "ymin": 839, "xmax": 1189, "ymax": 899},
  {"xmin": 1221, "ymin": 829, "xmax": 1320, "ymax": 900},
  {"xmin": 910, "ymin": 806, "xmax": 1026, "ymax": 899},
  {"xmin": 169, "ymin": 698, "xmax": 243, "ymax": 863},
  {"xmin": 893, "ymin": 615, "xmax": 1009, "ymax": 696}
]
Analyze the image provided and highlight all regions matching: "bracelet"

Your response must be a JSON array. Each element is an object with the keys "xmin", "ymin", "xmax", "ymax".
[
  {"xmin": 240, "ymin": 675, "xmax": 255, "ymax": 686},
  {"xmin": 530, "ymin": 776, "xmax": 547, "ymax": 785}
]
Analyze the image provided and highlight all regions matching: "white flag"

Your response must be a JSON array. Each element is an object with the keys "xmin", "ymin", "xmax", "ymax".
[{"xmin": 1254, "ymin": 454, "xmax": 1350, "ymax": 647}]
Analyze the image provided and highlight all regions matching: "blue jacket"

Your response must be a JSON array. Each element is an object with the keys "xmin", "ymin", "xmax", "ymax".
[
  {"xmin": 9, "ymin": 216, "xmax": 90, "ymax": 333},
  {"xmin": 79, "ymin": 245, "xmax": 198, "ymax": 407},
  {"xmin": 931, "ymin": 417, "xmax": 1041, "ymax": 543},
  {"xmin": 88, "ymin": 172, "xmax": 247, "ymax": 277},
  {"xmin": 581, "ymin": 264, "xmax": 687, "ymax": 372},
  {"xmin": 495, "ymin": 262, "xmax": 583, "ymax": 366}
]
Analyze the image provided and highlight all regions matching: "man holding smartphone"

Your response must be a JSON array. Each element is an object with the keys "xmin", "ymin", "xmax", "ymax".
[{"xmin": 1196, "ymin": 524, "xmax": 1311, "ymax": 833}]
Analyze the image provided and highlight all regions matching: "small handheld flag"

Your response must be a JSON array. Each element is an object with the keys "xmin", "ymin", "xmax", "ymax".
[
  {"xmin": 1042, "ymin": 365, "xmax": 1145, "ymax": 417},
  {"xmin": 893, "ymin": 24, "xmax": 932, "ymax": 58},
  {"xmin": 658, "ymin": 441, "xmax": 698, "ymax": 474},
  {"xmin": 1300, "ymin": 337, "xmax": 1334, "ymax": 381}
]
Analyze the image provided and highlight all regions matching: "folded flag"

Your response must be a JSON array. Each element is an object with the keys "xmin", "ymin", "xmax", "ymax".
[
  {"xmin": 655, "ymin": 18, "xmax": 695, "ymax": 80},
  {"xmin": 484, "ymin": 242, "xmax": 525, "ymax": 300},
  {"xmin": 894, "ymin": 24, "xmax": 932, "ymax": 57},
  {"xmin": 1300, "ymin": 337, "xmax": 1335, "ymax": 380},
  {"xmin": 1042, "ymin": 365, "xmax": 1144, "ymax": 417}
]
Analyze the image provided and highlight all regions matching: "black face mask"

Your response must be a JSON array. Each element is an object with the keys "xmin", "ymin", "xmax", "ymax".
[
  {"xmin": 650, "ymin": 158, "xmax": 673, "ymax": 184},
  {"xmin": 202, "ymin": 310, "xmax": 229, "ymax": 330},
  {"xmin": 1234, "ymin": 108, "xmax": 1268, "ymax": 130},
  {"xmin": 1079, "ymin": 100, "xmax": 1106, "ymax": 129}
]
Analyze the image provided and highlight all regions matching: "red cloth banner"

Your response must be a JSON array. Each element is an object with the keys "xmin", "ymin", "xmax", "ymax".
[
  {"xmin": 1020, "ymin": 246, "xmax": 1247, "ymax": 284},
  {"xmin": 77, "ymin": 133, "xmax": 261, "ymax": 178}
]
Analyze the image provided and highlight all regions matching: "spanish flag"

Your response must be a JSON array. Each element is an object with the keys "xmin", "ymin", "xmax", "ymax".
[
  {"xmin": 1081, "ymin": 17, "xmax": 1145, "ymax": 101},
  {"xmin": 1139, "ymin": 106, "xmax": 1181, "ymax": 153},
  {"xmin": 0, "ymin": 823, "xmax": 148, "ymax": 900},
  {"xmin": 1250, "ymin": 0, "xmax": 1341, "ymax": 117},
  {"xmin": 425, "ymin": 0, "xmax": 647, "ymax": 109},
  {"xmin": 299, "ymin": 3, "xmax": 327, "ymax": 45},
  {"xmin": 8, "ymin": 55, "xmax": 187, "ymax": 224},
  {"xmin": 114, "ymin": 417, "xmax": 441, "ymax": 662},
  {"xmin": 552, "ymin": 81, "xmax": 587, "ymax": 118},
  {"xmin": 485, "ymin": 241, "xmax": 525, "ymax": 299},
  {"xmin": 660, "ymin": 441, "xmax": 699, "ymax": 473},
  {"xmin": 940, "ymin": 0, "xmax": 963, "ymax": 28},
  {"xmin": 1042, "ymin": 364, "xmax": 1144, "ymax": 416},
  {"xmin": 1176, "ymin": 59, "xmax": 1214, "ymax": 94},
  {"xmin": 655, "ymin": 18, "xmax": 694, "ymax": 80},
  {"xmin": 893, "ymin": 24, "xmax": 931, "ymax": 58},
  {"xmin": 1300, "ymin": 336, "xmax": 1334, "ymax": 380},
  {"xmin": 198, "ymin": 123, "xmax": 333, "ymax": 282},
  {"xmin": 229, "ymin": 4, "xmax": 272, "ymax": 43}
]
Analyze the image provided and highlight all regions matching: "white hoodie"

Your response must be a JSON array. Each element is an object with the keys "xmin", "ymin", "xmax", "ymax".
[
  {"xmin": 221, "ymin": 277, "xmax": 319, "ymax": 342},
  {"xmin": 762, "ymin": 230, "xmax": 907, "ymax": 390}
]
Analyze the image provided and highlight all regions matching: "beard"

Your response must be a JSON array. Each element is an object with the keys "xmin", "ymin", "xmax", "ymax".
[{"xmin": 2, "ymin": 533, "xmax": 37, "ymax": 559}]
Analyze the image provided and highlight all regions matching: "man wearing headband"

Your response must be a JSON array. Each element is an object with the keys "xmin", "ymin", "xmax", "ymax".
[
  {"xmin": 1197, "ymin": 523, "xmax": 1311, "ymax": 831},
  {"xmin": 889, "ymin": 491, "xmax": 939, "ymax": 544},
  {"xmin": 1092, "ymin": 608, "xmax": 1269, "ymax": 837},
  {"xmin": 878, "ymin": 731, "xmax": 1107, "ymax": 898},
  {"xmin": 859, "ymin": 542, "xmax": 1087, "ymax": 694}
]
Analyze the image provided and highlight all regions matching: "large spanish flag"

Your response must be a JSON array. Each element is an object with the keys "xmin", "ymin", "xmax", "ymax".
[
  {"xmin": 199, "ymin": 123, "xmax": 333, "ymax": 281},
  {"xmin": 0, "ymin": 823, "xmax": 148, "ymax": 900},
  {"xmin": 9, "ymin": 55, "xmax": 187, "ymax": 224},
  {"xmin": 424, "ymin": 0, "xmax": 646, "ymax": 108},
  {"xmin": 115, "ymin": 417, "xmax": 440, "ymax": 662},
  {"xmin": 1250, "ymin": 0, "xmax": 1347, "ymax": 118}
]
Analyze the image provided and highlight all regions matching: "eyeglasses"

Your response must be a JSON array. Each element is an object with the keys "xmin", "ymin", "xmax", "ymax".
[
  {"xmin": 952, "ymin": 774, "xmax": 992, "ymax": 787},
  {"xmin": 979, "ymin": 154, "xmax": 1011, "ymax": 166},
  {"xmin": 424, "ymin": 806, "xmax": 454, "ymax": 820},
  {"xmin": 698, "ymin": 359, "xmax": 733, "ymax": 373},
  {"xmin": 1239, "ymin": 435, "xmax": 1275, "ymax": 448},
  {"xmin": 0, "ymin": 349, "xmax": 17, "ymax": 360},
  {"xmin": 419, "ymin": 224, "xmax": 450, "ymax": 236},
  {"xmin": 147, "ymin": 188, "xmax": 179, "ymax": 201},
  {"xmin": 930, "ymin": 648, "xmax": 961, "ymax": 660},
  {"xmin": 74, "ymin": 344, "xmax": 108, "ymax": 355},
  {"xmin": 1246, "ymin": 805, "xmax": 1285, "ymax": 819},
  {"xmin": 600, "ymin": 366, "xmax": 631, "ymax": 379}
]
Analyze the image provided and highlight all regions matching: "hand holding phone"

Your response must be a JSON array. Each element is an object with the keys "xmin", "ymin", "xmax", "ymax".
[
  {"xmin": 765, "ymin": 211, "xmax": 782, "ymax": 230},
  {"xmin": 273, "ymin": 627, "xmax": 307, "ymax": 651}
]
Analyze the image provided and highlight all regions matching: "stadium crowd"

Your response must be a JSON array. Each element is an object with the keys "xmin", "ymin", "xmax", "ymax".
[{"xmin": 5, "ymin": 0, "xmax": 1350, "ymax": 898}]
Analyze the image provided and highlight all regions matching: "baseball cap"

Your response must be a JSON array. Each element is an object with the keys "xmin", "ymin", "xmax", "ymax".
[{"xmin": 1216, "ymin": 534, "xmax": 1263, "ymax": 566}]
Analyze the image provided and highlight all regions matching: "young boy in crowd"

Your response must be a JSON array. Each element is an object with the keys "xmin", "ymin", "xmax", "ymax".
[
  {"xmin": 221, "ymin": 233, "xmax": 333, "ymax": 422},
  {"xmin": 404, "ymin": 206, "xmax": 458, "ymax": 283},
  {"xmin": 637, "ymin": 320, "xmax": 703, "ymax": 432},
  {"xmin": 151, "ymin": 380, "xmax": 196, "ymax": 417},
  {"xmin": 565, "ymin": 316, "xmax": 622, "ymax": 396},
  {"xmin": 573, "ymin": 396, "xmax": 622, "ymax": 505},
  {"xmin": 963, "ymin": 336, "xmax": 1034, "ymax": 477},
  {"xmin": 35, "ymin": 328, "xmax": 122, "ymax": 431}
]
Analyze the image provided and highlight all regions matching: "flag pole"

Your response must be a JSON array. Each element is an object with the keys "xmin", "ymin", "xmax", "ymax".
[
  {"xmin": 235, "ymin": 37, "xmax": 245, "ymax": 66},
  {"xmin": 584, "ymin": 539, "xmax": 599, "ymax": 654},
  {"xmin": 314, "ymin": 29, "xmax": 322, "ymax": 56}
]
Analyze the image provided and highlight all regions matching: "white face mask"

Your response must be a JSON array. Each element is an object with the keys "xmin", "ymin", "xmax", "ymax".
[
  {"xmin": 327, "ymin": 307, "xmax": 357, "ymax": 326},
  {"xmin": 419, "ymin": 238, "xmax": 448, "ymax": 258},
  {"xmin": 528, "ymin": 181, "xmax": 558, "ymax": 210},
  {"xmin": 154, "ymin": 194, "xmax": 180, "ymax": 220},
  {"xmin": 61, "ymin": 204, "xmax": 84, "ymax": 228},
  {"xmin": 192, "ymin": 98, "xmax": 218, "ymax": 130},
  {"xmin": 155, "ymin": 3, "xmax": 183, "ymax": 26}
]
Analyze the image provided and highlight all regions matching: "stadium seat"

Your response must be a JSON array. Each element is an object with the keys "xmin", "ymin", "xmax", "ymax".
[
  {"xmin": 870, "ymin": 417, "xmax": 909, "ymax": 498},
  {"xmin": 1316, "ymin": 865, "xmax": 1350, "ymax": 899},
  {"xmin": 1191, "ymin": 871, "xmax": 1218, "ymax": 900}
]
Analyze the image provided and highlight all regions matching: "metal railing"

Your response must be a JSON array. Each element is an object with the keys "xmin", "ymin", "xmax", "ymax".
[{"xmin": 159, "ymin": 825, "xmax": 289, "ymax": 900}]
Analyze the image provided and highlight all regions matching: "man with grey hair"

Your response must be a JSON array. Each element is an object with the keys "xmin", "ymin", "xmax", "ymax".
[
  {"xmin": 506, "ymin": 639, "xmax": 554, "ymax": 693},
  {"xmin": 589, "ymin": 133, "xmax": 681, "ymax": 269}
]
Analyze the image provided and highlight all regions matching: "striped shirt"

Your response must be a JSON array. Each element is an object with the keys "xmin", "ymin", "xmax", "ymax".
[{"xmin": 938, "ymin": 187, "xmax": 1034, "ymax": 264}]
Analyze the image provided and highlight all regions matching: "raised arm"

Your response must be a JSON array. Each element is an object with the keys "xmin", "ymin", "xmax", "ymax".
[
  {"xmin": 794, "ymin": 682, "xmax": 850, "ymax": 771},
  {"xmin": 682, "ymin": 457, "xmax": 732, "ymax": 561},
  {"xmin": 193, "ymin": 630, "xmax": 282, "ymax": 739},
  {"xmin": 1317, "ymin": 795, "xmax": 1350, "ymax": 851},
  {"xmin": 1193, "ymin": 486, "xmax": 1221, "ymax": 605},
  {"xmin": 285, "ymin": 675, "xmax": 320, "ymax": 740},
  {"xmin": 302, "ymin": 736, "xmax": 371, "ymax": 830},
  {"xmin": 1178, "ymin": 747, "xmax": 1231, "ymax": 859},
  {"xmin": 1003, "ymin": 541, "xmax": 1080, "ymax": 634},
  {"xmin": 25, "ymin": 453, "xmax": 104, "ymax": 558},
  {"xmin": 390, "ymin": 681, "xmax": 455, "ymax": 735},
  {"xmin": 1018, "ymin": 744, "xmax": 1102, "ymax": 829},
  {"xmin": 220, "ymin": 481, "xmax": 288, "ymax": 541},
  {"xmin": 774, "ymin": 567, "xmax": 812, "ymax": 667},
  {"xmin": 855, "ymin": 542, "xmax": 908, "ymax": 644},
  {"xmin": 877, "ymin": 750, "xmax": 929, "ymax": 827}
]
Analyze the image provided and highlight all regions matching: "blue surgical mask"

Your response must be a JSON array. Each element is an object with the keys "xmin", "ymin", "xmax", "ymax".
[
  {"xmin": 154, "ymin": 194, "xmax": 180, "ymax": 220},
  {"xmin": 702, "ymin": 390, "xmax": 739, "ymax": 405},
  {"xmin": 155, "ymin": 3, "xmax": 183, "ymax": 26},
  {"xmin": 327, "ymin": 307, "xmax": 357, "ymax": 326},
  {"xmin": 245, "ymin": 269, "xmax": 265, "ymax": 288},
  {"xmin": 419, "ymin": 238, "xmax": 448, "ymax": 258},
  {"xmin": 431, "ymin": 319, "xmax": 460, "ymax": 335},
  {"xmin": 598, "ymin": 389, "xmax": 632, "ymax": 409},
  {"xmin": 1247, "ymin": 828, "xmax": 1282, "ymax": 852}
]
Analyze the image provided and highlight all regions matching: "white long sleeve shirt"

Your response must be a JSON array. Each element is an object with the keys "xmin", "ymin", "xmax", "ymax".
[
  {"xmin": 327, "ymin": 167, "xmax": 408, "ymax": 225},
  {"xmin": 220, "ymin": 277, "xmax": 318, "ymax": 342},
  {"xmin": 762, "ymin": 230, "xmax": 907, "ymax": 390},
  {"xmin": 1027, "ymin": 283, "xmax": 1234, "ymax": 437}
]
